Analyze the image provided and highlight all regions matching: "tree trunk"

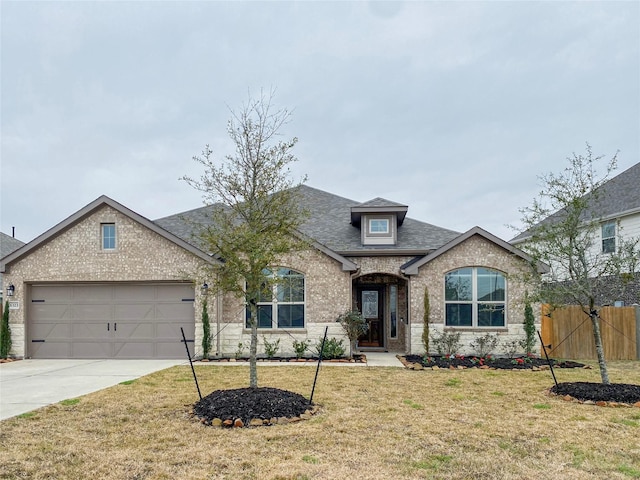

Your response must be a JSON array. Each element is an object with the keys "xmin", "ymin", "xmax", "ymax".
[
  {"xmin": 590, "ymin": 313, "xmax": 610, "ymax": 384},
  {"xmin": 249, "ymin": 302, "xmax": 259, "ymax": 388}
]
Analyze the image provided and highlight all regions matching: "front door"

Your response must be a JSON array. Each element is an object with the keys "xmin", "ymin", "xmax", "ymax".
[{"xmin": 357, "ymin": 287, "xmax": 384, "ymax": 348}]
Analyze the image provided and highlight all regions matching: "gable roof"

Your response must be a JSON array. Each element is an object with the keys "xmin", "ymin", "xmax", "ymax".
[
  {"xmin": 401, "ymin": 226, "xmax": 547, "ymax": 275},
  {"xmin": 511, "ymin": 162, "xmax": 640, "ymax": 244},
  {"xmin": 1, "ymin": 196, "xmax": 218, "ymax": 272},
  {"xmin": 155, "ymin": 185, "xmax": 461, "ymax": 257}
]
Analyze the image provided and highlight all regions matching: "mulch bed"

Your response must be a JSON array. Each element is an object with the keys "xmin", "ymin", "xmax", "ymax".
[
  {"xmin": 192, "ymin": 387, "xmax": 317, "ymax": 428},
  {"xmin": 402, "ymin": 354, "xmax": 586, "ymax": 370},
  {"xmin": 550, "ymin": 382, "xmax": 640, "ymax": 404},
  {"xmin": 402, "ymin": 355, "xmax": 640, "ymax": 406},
  {"xmin": 201, "ymin": 355, "xmax": 366, "ymax": 363}
]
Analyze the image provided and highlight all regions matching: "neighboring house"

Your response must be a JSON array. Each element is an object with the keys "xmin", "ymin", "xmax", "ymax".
[
  {"xmin": 1, "ymin": 186, "xmax": 541, "ymax": 359},
  {"xmin": 0, "ymin": 232, "xmax": 25, "ymax": 305},
  {"xmin": 510, "ymin": 162, "xmax": 640, "ymax": 305}
]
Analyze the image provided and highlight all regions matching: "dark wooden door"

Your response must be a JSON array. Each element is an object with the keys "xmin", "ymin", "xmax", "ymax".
[{"xmin": 356, "ymin": 287, "xmax": 384, "ymax": 348}]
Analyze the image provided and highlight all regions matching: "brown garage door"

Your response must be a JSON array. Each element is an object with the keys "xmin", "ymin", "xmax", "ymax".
[{"xmin": 28, "ymin": 283, "xmax": 195, "ymax": 359}]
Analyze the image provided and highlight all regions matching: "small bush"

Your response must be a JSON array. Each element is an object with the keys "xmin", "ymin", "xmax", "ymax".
[
  {"xmin": 201, "ymin": 299, "xmax": 211, "ymax": 359},
  {"xmin": 262, "ymin": 336, "xmax": 280, "ymax": 359},
  {"xmin": 469, "ymin": 333, "xmax": 499, "ymax": 357},
  {"xmin": 235, "ymin": 342, "xmax": 245, "ymax": 360},
  {"xmin": 503, "ymin": 339, "xmax": 521, "ymax": 359},
  {"xmin": 430, "ymin": 331, "xmax": 462, "ymax": 356},
  {"xmin": 315, "ymin": 337, "xmax": 345, "ymax": 360},
  {"xmin": 337, "ymin": 310, "xmax": 368, "ymax": 358},
  {"xmin": 292, "ymin": 339, "xmax": 310, "ymax": 359},
  {"xmin": 1, "ymin": 301, "xmax": 11, "ymax": 359}
]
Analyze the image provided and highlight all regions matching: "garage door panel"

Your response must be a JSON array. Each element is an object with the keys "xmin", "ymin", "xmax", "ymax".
[
  {"xmin": 32, "ymin": 286, "xmax": 73, "ymax": 301},
  {"xmin": 115, "ymin": 322, "xmax": 154, "ymax": 340},
  {"xmin": 73, "ymin": 285, "xmax": 113, "ymax": 301},
  {"xmin": 72, "ymin": 322, "xmax": 109, "ymax": 340},
  {"xmin": 114, "ymin": 342, "xmax": 156, "ymax": 359},
  {"xmin": 156, "ymin": 303, "xmax": 193, "ymax": 321},
  {"xmin": 72, "ymin": 341, "xmax": 112, "ymax": 358},
  {"xmin": 114, "ymin": 285, "xmax": 156, "ymax": 301},
  {"xmin": 113, "ymin": 304, "xmax": 154, "ymax": 322},
  {"xmin": 31, "ymin": 322, "xmax": 71, "ymax": 340},
  {"xmin": 156, "ymin": 322, "xmax": 192, "ymax": 339},
  {"xmin": 29, "ymin": 283, "xmax": 194, "ymax": 359},
  {"xmin": 30, "ymin": 304, "xmax": 72, "ymax": 321},
  {"xmin": 73, "ymin": 304, "xmax": 112, "ymax": 321},
  {"xmin": 30, "ymin": 341, "xmax": 72, "ymax": 359}
]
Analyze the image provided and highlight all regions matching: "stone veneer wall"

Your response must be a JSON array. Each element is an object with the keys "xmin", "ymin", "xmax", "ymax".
[
  {"xmin": 3, "ymin": 206, "xmax": 213, "ymax": 358},
  {"xmin": 217, "ymin": 248, "xmax": 353, "ymax": 357},
  {"xmin": 408, "ymin": 235, "xmax": 539, "ymax": 355}
]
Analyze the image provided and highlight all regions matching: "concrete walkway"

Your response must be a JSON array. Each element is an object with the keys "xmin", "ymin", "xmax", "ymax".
[
  {"xmin": 363, "ymin": 352, "xmax": 405, "ymax": 367},
  {"xmin": 0, "ymin": 359, "xmax": 185, "ymax": 421}
]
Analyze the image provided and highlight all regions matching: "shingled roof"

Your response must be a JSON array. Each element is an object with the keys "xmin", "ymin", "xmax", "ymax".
[
  {"xmin": 0, "ymin": 232, "xmax": 25, "ymax": 259},
  {"xmin": 154, "ymin": 185, "xmax": 461, "ymax": 256},
  {"xmin": 510, "ymin": 162, "xmax": 640, "ymax": 244}
]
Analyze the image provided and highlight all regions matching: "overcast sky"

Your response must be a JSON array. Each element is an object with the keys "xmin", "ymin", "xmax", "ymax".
[{"xmin": 2, "ymin": 1, "xmax": 638, "ymax": 245}]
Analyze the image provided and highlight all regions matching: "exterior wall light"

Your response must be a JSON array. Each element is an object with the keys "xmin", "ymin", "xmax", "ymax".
[
  {"xmin": 6, "ymin": 284, "xmax": 15, "ymax": 297},
  {"xmin": 201, "ymin": 282, "xmax": 209, "ymax": 295}
]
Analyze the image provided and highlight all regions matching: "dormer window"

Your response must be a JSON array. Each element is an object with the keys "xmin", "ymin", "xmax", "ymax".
[
  {"xmin": 369, "ymin": 218, "xmax": 390, "ymax": 234},
  {"xmin": 350, "ymin": 197, "xmax": 408, "ymax": 247}
]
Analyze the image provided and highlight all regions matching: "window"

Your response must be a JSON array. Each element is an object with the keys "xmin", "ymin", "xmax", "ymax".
[
  {"xmin": 246, "ymin": 268, "xmax": 305, "ymax": 329},
  {"xmin": 390, "ymin": 285, "xmax": 398, "ymax": 338},
  {"xmin": 101, "ymin": 223, "xmax": 116, "ymax": 250},
  {"xmin": 369, "ymin": 218, "xmax": 390, "ymax": 234},
  {"xmin": 445, "ymin": 267, "xmax": 506, "ymax": 327},
  {"xmin": 602, "ymin": 222, "xmax": 616, "ymax": 253}
]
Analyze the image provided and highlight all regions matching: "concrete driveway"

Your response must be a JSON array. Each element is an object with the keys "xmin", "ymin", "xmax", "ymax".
[{"xmin": 0, "ymin": 359, "xmax": 185, "ymax": 421}]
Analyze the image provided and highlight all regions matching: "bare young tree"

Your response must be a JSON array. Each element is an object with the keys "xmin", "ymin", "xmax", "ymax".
[
  {"xmin": 517, "ymin": 144, "xmax": 639, "ymax": 384},
  {"xmin": 183, "ymin": 90, "xmax": 308, "ymax": 388}
]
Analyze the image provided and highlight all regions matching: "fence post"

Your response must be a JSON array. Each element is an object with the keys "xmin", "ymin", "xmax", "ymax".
[{"xmin": 635, "ymin": 306, "xmax": 640, "ymax": 361}]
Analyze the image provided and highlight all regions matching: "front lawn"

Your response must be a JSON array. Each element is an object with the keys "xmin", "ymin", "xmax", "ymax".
[{"xmin": 1, "ymin": 361, "xmax": 639, "ymax": 479}]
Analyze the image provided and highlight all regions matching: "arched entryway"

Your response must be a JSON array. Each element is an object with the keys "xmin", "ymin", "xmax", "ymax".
[{"xmin": 352, "ymin": 273, "xmax": 408, "ymax": 352}]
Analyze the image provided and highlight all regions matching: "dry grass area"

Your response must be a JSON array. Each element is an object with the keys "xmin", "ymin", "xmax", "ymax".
[{"xmin": 1, "ymin": 361, "xmax": 640, "ymax": 480}]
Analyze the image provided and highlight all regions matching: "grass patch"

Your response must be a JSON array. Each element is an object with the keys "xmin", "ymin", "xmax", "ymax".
[
  {"xmin": 16, "ymin": 412, "xmax": 37, "ymax": 419},
  {"xmin": 402, "ymin": 399, "xmax": 423, "ymax": 409},
  {"xmin": 611, "ymin": 418, "xmax": 639, "ymax": 427},
  {"xmin": 59, "ymin": 398, "xmax": 80, "ymax": 406},
  {"xmin": 119, "ymin": 380, "xmax": 136, "ymax": 385},
  {"xmin": 618, "ymin": 464, "xmax": 640, "ymax": 478},
  {"xmin": 0, "ymin": 361, "xmax": 638, "ymax": 479},
  {"xmin": 412, "ymin": 454, "xmax": 453, "ymax": 471},
  {"xmin": 444, "ymin": 377, "xmax": 462, "ymax": 387}
]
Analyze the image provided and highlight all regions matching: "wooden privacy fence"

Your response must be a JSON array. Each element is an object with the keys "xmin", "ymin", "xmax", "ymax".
[{"xmin": 540, "ymin": 305, "xmax": 640, "ymax": 360}]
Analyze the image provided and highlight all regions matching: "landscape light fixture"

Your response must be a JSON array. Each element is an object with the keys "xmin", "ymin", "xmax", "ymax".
[{"xmin": 6, "ymin": 284, "xmax": 15, "ymax": 297}]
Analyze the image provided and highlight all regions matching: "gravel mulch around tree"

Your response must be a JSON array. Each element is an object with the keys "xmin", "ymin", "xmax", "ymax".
[{"xmin": 192, "ymin": 387, "xmax": 316, "ymax": 427}]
